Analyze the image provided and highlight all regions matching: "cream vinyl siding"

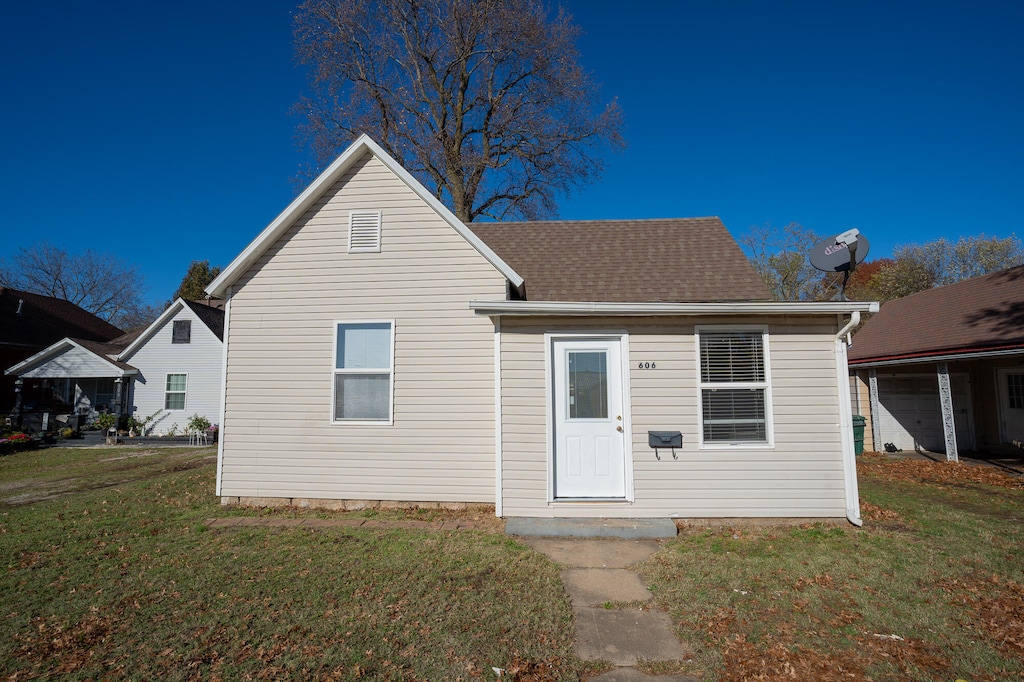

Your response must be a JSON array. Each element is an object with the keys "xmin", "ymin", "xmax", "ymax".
[
  {"xmin": 221, "ymin": 152, "xmax": 506, "ymax": 501},
  {"xmin": 500, "ymin": 316, "xmax": 848, "ymax": 518},
  {"xmin": 120, "ymin": 305, "xmax": 223, "ymax": 435}
]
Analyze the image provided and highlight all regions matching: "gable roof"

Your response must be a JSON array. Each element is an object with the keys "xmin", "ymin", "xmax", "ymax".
[
  {"xmin": 469, "ymin": 218, "xmax": 771, "ymax": 302},
  {"xmin": 183, "ymin": 300, "xmax": 225, "ymax": 341},
  {"xmin": 118, "ymin": 298, "xmax": 225, "ymax": 360},
  {"xmin": 5, "ymin": 336, "xmax": 136, "ymax": 377},
  {"xmin": 0, "ymin": 287, "xmax": 123, "ymax": 349},
  {"xmin": 206, "ymin": 134, "xmax": 523, "ymax": 298},
  {"xmin": 848, "ymin": 265, "xmax": 1024, "ymax": 365}
]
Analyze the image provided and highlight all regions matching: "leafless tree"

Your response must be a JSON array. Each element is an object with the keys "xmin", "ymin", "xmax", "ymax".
[
  {"xmin": 294, "ymin": 0, "xmax": 624, "ymax": 222},
  {"xmin": 740, "ymin": 222, "xmax": 837, "ymax": 301},
  {"xmin": 6, "ymin": 243, "xmax": 157, "ymax": 329}
]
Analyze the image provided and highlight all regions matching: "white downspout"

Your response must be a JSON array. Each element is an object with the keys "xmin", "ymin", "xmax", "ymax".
[
  {"xmin": 836, "ymin": 311, "xmax": 863, "ymax": 527},
  {"xmin": 215, "ymin": 287, "xmax": 231, "ymax": 497}
]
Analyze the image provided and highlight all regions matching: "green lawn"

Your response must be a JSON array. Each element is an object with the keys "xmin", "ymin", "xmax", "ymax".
[
  {"xmin": 640, "ymin": 455, "xmax": 1024, "ymax": 681},
  {"xmin": 4, "ymin": 447, "xmax": 1022, "ymax": 681},
  {"xmin": 0, "ymin": 446, "xmax": 581, "ymax": 680}
]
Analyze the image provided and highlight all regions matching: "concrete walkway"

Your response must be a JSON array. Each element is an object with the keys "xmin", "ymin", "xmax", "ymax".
[{"xmin": 521, "ymin": 537, "xmax": 698, "ymax": 682}]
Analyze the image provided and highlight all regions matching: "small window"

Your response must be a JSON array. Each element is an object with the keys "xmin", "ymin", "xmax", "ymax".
[
  {"xmin": 172, "ymin": 320, "xmax": 191, "ymax": 344},
  {"xmin": 165, "ymin": 374, "xmax": 187, "ymax": 410},
  {"xmin": 348, "ymin": 211, "xmax": 382, "ymax": 253},
  {"xmin": 697, "ymin": 327, "xmax": 772, "ymax": 445},
  {"xmin": 333, "ymin": 322, "xmax": 393, "ymax": 422},
  {"xmin": 1008, "ymin": 374, "xmax": 1024, "ymax": 409}
]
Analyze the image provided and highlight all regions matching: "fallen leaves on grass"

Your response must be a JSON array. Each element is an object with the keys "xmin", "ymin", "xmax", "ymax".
[
  {"xmin": 13, "ymin": 614, "xmax": 113, "ymax": 674},
  {"xmin": 858, "ymin": 453, "xmax": 1024, "ymax": 489},
  {"xmin": 721, "ymin": 634, "xmax": 864, "ymax": 681},
  {"xmin": 940, "ymin": 573, "xmax": 1024, "ymax": 658},
  {"xmin": 718, "ymin": 629, "xmax": 953, "ymax": 682},
  {"xmin": 859, "ymin": 500, "xmax": 908, "ymax": 524}
]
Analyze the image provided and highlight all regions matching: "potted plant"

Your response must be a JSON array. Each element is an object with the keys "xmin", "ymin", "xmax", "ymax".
[{"xmin": 95, "ymin": 412, "xmax": 117, "ymax": 445}]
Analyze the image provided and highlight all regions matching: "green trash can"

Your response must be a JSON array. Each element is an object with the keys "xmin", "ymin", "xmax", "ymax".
[{"xmin": 852, "ymin": 415, "xmax": 866, "ymax": 455}]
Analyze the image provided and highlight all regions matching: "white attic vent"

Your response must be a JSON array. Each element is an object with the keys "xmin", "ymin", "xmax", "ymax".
[{"xmin": 349, "ymin": 211, "xmax": 382, "ymax": 253}]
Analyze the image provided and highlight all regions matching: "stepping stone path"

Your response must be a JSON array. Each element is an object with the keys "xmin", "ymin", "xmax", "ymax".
[{"xmin": 520, "ymin": 537, "xmax": 699, "ymax": 681}]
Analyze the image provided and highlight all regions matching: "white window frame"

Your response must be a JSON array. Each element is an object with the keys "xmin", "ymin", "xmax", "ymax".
[
  {"xmin": 695, "ymin": 325, "xmax": 774, "ymax": 448},
  {"xmin": 348, "ymin": 211, "xmax": 382, "ymax": 253},
  {"xmin": 331, "ymin": 319, "xmax": 395, "ymax": 425},
  {"xmin": 165, "ymin": 373, "xmax": 188, "ymax": 411}
]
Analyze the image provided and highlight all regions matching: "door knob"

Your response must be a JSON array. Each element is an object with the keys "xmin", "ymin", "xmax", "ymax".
[{"xmin": 616, "ymin": 425, "xmax": 623, "ymax": 432}]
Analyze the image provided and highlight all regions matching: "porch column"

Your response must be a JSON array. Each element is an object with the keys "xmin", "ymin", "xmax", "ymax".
[
  {"xmin": 868, "ymin": 369, "xmax": 882, "ymax": 452},
  {"xmin": 12, "ymin": 378, "xmax": 24, "ymax": 417},
  {"xmin": 113, "ymin": 377, "xmax": 123, "ymax": 419},
  {"xmin": 937, "ymin": 362, "xmax": 959, "ymax": 462}
]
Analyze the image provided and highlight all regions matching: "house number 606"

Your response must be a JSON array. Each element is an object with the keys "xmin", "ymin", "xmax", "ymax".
[{"xmin": 638, "ymin": 362, "xmax": 656, "ymax": 369}]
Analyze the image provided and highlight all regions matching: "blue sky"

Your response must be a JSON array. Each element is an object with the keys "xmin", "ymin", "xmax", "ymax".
[{"xmin": 2, "ymin": 1, "xmax": 1021, "ymax": 307}]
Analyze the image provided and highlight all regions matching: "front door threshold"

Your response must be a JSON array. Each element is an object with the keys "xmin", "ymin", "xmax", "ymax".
[{"xmin": 506, "ymin": 517, "xmax": 677, "ymax": 539}]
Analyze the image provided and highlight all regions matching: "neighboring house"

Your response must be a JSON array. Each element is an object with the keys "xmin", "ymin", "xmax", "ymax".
[
  {"xmin": 5, "ymin": 298, "xmax": 224, "ymax": 435},
  {"xmin": 0, "ymin": 287, "xmax": 123, "ymax": 414},
  {"xmin": 206, "ymin": 135, "xmax": 877, "ymax": 524},
  {"xmin": 848, "ymin": 265, "xmax": 1024, "ymax": 461}
]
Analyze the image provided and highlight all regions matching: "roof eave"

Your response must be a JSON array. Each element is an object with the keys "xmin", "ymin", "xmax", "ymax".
[
  {"xmin": 849, "ymin": 344, "xmax": 1024, "ymax": 367},
  {"xmin": 117, "ymin": 299, "xmax": 185, "ymax": 360},
  {"xmin": 6, "ymin": 338, "xmax": 137, "ymax": 377},
  {"xmin": 206, "ymin": 134, "xmax": 523, "ymax": 299},
  {"xmin": 469, "ymin": 300, "xmax": 880, "ymax": 316}
]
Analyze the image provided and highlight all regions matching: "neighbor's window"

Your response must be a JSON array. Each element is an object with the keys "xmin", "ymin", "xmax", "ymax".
[
  {"xmin": 165, "ymin": 373, "xmax": 187, "ymax": 410},
  {"xmin": 697, "ymin": 327, "xmax": 771, "ymax": 445},
  {"xmin": 1008, "ymin": 374, "xmax": 1024, "ymax": 409},
  {"xmin": 333, "ymin": 322, "xmax": 393, "ymax": 422},
  {"xmin": 172, "ymin": 320, "xmax": 191, "ymax": 344}
]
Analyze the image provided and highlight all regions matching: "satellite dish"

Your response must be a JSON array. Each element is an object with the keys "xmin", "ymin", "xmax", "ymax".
[
  {"xmin": 809, "ymin": 229, "xmax": 870, "ymax": 273},
  {"xmin": 809, "ymin": 229, "xmax": 870, "ymax": 300}
]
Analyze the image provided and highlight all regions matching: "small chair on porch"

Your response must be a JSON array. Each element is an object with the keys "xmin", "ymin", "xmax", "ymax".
[{"xmin": 188, "ymin": 429, "xmax": 209, "ymax": 446}]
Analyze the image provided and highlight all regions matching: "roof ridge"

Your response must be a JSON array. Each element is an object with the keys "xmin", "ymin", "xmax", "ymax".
[{"xmin": 476, "ymin": 216, "xmax": 722, "ymax": 225}]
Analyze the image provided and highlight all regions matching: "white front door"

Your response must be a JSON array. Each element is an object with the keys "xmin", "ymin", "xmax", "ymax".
[{"xmin": 552, "ymin": 337, "xmax": 626, "ymax": 498}]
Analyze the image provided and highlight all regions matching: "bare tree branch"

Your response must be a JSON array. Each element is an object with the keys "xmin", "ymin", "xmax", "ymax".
[
  {"xmin": 5, "ymin": 243, "xmax": 156, "ymax": 330},
  {"xmin": 293, "ymin": 0, "xmax": 624, "ymax": 222}
]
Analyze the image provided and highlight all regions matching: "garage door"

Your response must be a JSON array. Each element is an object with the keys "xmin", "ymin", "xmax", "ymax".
[{"xmin": 876, "ymin": 374, "xmax": 974, "ymax": 452}]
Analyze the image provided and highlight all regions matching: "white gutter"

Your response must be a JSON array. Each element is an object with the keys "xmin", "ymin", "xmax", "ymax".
[
  {"xmin": 470, "ymin": 300, "xmax": 879, "ymax": 316},
  {"xmin": 835, "ymin": 312, "xmax": 863, "ymax": 527}
]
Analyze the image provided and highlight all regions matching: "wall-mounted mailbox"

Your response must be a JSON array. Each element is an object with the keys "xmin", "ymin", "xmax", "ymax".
[
  {"xmin": 649, "ymin": 431, "xmax": 682, "ymax": 448},
  {"xmin": 648, "ymin": 431, "xmax": 682, "ymax": 460}
]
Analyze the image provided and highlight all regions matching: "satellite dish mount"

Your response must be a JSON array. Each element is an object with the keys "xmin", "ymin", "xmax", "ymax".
[{"xmin": 808, "ymin": 229, "xmax": 870, "ymax": 300}]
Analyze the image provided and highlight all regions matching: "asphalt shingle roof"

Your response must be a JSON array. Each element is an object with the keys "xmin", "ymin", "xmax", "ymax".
[
  {"xmin": 0, "ymin": 287, "xmax": 124, "ymax": 349},
  {"xmin": 468, "ymin": 218, "xmax": 771, "ymax": 303},
  {"xmin": 183, "ymin": 300, "xmax": 225, "ymax": 341},
  {"xmin": 848, "ymin": 265, "xmax": 1024, "ymax": 364}
]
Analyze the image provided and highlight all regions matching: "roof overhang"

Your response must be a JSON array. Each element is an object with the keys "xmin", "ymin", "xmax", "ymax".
[
  {"xmin": 849, "ymin": 344, "xmax": 1024, "ymax": 368},
  {"xmin": 206, "ymin": 134, "xmax": 524, "ymax": 299},
  {"xmin": 469, "ymin": 300, "xmax": 880, "ymax": 317},
  {"xmin": 5, "ymin": 338, "xmax": 137, "ymax": 378}
]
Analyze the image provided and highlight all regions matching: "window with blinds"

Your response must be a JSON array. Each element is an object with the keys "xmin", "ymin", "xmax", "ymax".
[
  {"xmin": 697, "ymin": 328, "xmax": 771, "ymax": 445},
  {"xmin": 332, "ymin": 321, "xmax": 393, "ymax": 423},
  {"xmin": 348, "ymin": 211, "xmax": 382, "ymax": 253}
]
